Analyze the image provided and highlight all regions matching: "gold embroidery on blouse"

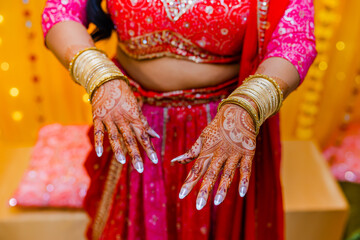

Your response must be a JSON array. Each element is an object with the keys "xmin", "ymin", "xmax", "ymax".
[
  {"xmin": 161, "ymin": 0, "xmax": 199, "ymax": 21},
  {"xmin": 257, "ymin": 0, "xmax": 270, "ymax": 56},
  {"xmin": 117, "ymin": 30, "xmax": 240, "ymax": 63}
]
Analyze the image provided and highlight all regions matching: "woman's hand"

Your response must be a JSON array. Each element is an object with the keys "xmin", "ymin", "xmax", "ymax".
[
  {"xmin": 92, "ymin": 79, "xmax": 160, "ymax": 173},
  {"xmin": 171, "ymin": 104, "xmax": 256, "ymax": 210}
]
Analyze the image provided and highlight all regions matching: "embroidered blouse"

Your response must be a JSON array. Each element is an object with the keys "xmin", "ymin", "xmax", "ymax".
[{"xmin": 42, "ymin": 0, "xmax": 316, "ymax": 80}]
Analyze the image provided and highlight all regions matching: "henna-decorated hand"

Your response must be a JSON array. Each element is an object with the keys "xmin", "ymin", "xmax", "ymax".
[
  {"xmin": 171, "ymin": 104, "xmax": 256, "ymax": 210},
  {"xmin": 92, "ymin": 79, "xmax": 160, "ymax": 173}
]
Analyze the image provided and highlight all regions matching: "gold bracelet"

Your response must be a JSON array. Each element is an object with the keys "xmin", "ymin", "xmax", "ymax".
[
  {"xmin": 70, "ymin": 48, "xmax": 130, "ymax": 102},
  {"xmin": 68, "ymin": 47, "xmax": 105, "ymax": 76},
  {"xmin": 230, "ymin": 80, "xmax": 278, "ymax": 124},
  {"xmin": 244, "ymin": 74, "xmax": 283, "ymax": 112},
  {"xmin": 218, "ymin": 96, "xmax": 260, "ymax": 135},
  {"xmin": 219, "ymin": 73, "xmax": 283, "ymax": 133}
]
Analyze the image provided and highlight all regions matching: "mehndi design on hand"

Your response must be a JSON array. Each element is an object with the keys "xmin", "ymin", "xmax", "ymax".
[
  {"xmin": 172, "ymin": 104, "xmax": 256, "ymax": 210},
  {"xmin": 92, "ymin": 79, "xmax": 159, "ymax": 173}
]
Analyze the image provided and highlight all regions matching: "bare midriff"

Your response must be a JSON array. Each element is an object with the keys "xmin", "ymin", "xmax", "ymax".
[{"xmin": 116, "ymin": 48, "xmax": 240, "ymax": 92}]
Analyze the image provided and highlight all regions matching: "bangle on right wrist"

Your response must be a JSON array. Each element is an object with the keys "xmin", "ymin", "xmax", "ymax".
[{"xmin": 218, "ymin": 74, "xmax": 284, "ymax": 134}]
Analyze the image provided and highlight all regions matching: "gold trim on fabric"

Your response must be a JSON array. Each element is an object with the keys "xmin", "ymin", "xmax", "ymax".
[
  {"xmin": 257, "ymin": 0, "xmax": 270, "ymax": 56},
  {"xmin": 92, "ymin": 156, "xmax": 123, "ymax": 240},
  {"xmin": 117, "ymin": 30, "xmax": 240, "ymax": 63}
]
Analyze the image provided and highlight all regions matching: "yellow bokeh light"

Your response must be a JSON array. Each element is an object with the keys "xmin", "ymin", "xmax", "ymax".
[
  {"xmin": 318, "ymin": 61, "xmax": 328, "ymax": 71},
  {"xmin": 0, "ymin": 37, "xmax": 2, "ymax": 45},
  {"xmin": 82, "ymin": 93, "xmax": 90, "ymax": 102},
  {"xmin": 12, "ymin": 111, "xmax": 23, "ymax": 121},
  {"xmin": 1, "ymin": 62, "xmax": 9, "ymax": 71},
  {"xmin": 0, "ymin": 14, "xmax": 4, "ymax": 24},
  {"xmin": 9, "ymin": 88, "xmax": 19, "ymax": 97},
  {"xmin": 336, "ymin": 41, "xmax": 345, "ymax": 51}
]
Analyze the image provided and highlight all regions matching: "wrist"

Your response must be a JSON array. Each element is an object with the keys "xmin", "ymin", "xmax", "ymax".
[{"xmin": 218, "ymin": 74, "xmax": 283, "ymax": 135}]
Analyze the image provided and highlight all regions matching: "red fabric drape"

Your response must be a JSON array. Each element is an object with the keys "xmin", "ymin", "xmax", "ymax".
[{"xmin": 237, "ymin": 0, "xmax": 289, "ymax": 239}]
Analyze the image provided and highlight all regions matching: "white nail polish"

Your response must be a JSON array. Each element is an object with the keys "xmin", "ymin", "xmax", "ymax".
[
  {"xmin": 179, "ymin": 187, "xmax": 189, "ymax": 199},
  {"xmin": 115, "ymin": 153, "xmax": 126, "ymax": 164},
  {"xmin": 196, "ymin": 197, "xmax": 206, "ymax": 210},
  {"xmin": 150, "ymin": 152, "xmax": 158, "ymax": 164},
  {"xmin": 214, "ymin": 195, "xmax": 223, "ymax": 206},
  {"xmin": 149, "ymin": 128, "xmax": 160, "ymax": 139},
  {"xmin": 240, "ymin": 186, "xmax": 247, "ymax": 197},
  {"xmin": 135, "ymin": 162, "xmax": 144, "ymax": 173},
  {"xmin": 171, "ymin": 154, "xmax": 186, "ymax": 163},
  {"xmin": 96, "ymin": 146, "xmax": 103, "ymax": 157}
]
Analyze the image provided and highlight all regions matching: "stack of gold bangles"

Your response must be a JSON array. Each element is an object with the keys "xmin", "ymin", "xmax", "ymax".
[
  {"xmin": 68, "ymin": 47, "xmax": 129, "ymax": 101},
  {"xmin": 218, "ymin": 74, "xmax": 283, "ymax": 135}
]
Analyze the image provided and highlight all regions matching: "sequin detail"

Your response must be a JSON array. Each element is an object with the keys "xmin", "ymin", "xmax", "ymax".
[
  {"xmin": 108, "ymin": 0, "xmax": 250, "ymax": 63},
  {"xmin": 257, "ymin": 0, "xmax": 270, "ymax": 55},
  {"xmin": 118, "ymin": 30, "xmax": 240, "ymax": 63},
  {"xmin": 161, "ymin": 0, "xmax": 199, "ymax": 21},
  {"xmin": 41, "ymin": 0, "xmax": 316, "ymax": 79}
]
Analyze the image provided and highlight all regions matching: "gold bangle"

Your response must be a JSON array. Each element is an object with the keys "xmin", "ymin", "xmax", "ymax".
[
  {"xmin": 218, "ymin": 96, "xmax": 260, "ymax": 135},
  {"xmin": 70, "ymin": 47, "xmax": 130, "ymax": 102},
  {"xmin": 68, "ymin": 47, "xmax": 106, "ymax": 77},
  {"xmin": 221, "ymin": 74, "xmax": 283, "ymax": 131},
  {"xmin": 244, "ymin": 74, "xmax": 283, "ymax": 112}
]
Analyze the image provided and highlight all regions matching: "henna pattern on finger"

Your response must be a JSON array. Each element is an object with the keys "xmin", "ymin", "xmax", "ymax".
[
  {"xmin": 239, "ymin": 155, "xmax": 253, "ymax": 197},
  {"xmin": 172, "ymin": 137, "xmax": 203, "ymax": 163},
  {"xmin": 179, "ymin": 153, "xmax": 213, "ymax": 199},
  {"xmin": 94, "ymin": 120, "xmax": 105, "ymax": 157},
  {"xmin": 214, "ymin": 154, "xmax": 240, "ymax": 205},
  {"xmin": 196, "ymin": 152, "xmax": 227, "ymax": 210}
]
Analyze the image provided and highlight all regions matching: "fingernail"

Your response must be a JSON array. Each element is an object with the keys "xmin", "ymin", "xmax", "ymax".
[
  {"xmin": 96, "ymin": 146, "xmax": 103, "ymax": 157},
  {"xmin": 148, "ymin": 128, "xmax": 160, "ymax": 139},
  {"xmin": 171, "ymin": 154, "xmax": 187, "ymax": 163},
  {"xmin": 239, "ymin": 186, "xmax": 248, "ymax": 197},
  {"xmin": 135, "ymin": 162, "xmax": 144, "ymax": 173},
  {"xmin": 214, "ymin": 194, "xmax": 224, "ymax": 206},
  {"xmin": 115, "ymin": 153, "xmax": 126, "ymax": 164},
  {"xmin": 150, "ymin": 152, "xmax": 158, "ymax": 164},
  {"xmin": 179, "ymin": 187, "xmax": 189, "ymax": 199},
  {"xmin": 196, "ymin": 197, "xmax": 206, "ymax": 210}
]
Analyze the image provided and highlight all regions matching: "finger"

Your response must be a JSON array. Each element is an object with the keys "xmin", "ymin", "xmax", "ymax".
[
  {"xmin": 94, "ymin": 120, "xmax": 105, "ymax": 157},
  {"xmin": 214, "ymin": 154, "xmax": 241, "ymax": 206},
  {"xmin": 171, "ymin": 137, "xmax": 202, "ymax": 164},
  {"xmin": 138, "ymin": 106, "xmax": 160, "ymax": 139},
  {"xmin": 117, "ymin": 121, "xmax": 144, "ymax": 173},
  {"xmin": 104, "ymin": 121, "xmax": 126, "ymax": 164},
  {"xmin": 196, "ymin": 152, "xmax": 228, "ymax": 210},
  {"xmin": 130, "ymin": 123, "xmax": 158, "ymax": 164},
  {"xmin": 178, "ymin": 152, "xmax": 213, "ymax": 200},
  {"xmin": 239, "ymin": 155, "xmax": 254, "ymax": 197}
]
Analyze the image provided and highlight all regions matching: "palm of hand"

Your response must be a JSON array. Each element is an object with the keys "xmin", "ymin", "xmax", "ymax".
[
  {"xmin": 172, "ymin": 104, "xmax": 256, "ymax": 209},
  {"xmin": 91, "ymin": 80, "xmax": 158, "ymax": 173}
]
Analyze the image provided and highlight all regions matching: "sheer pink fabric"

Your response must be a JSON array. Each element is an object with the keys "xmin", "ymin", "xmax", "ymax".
[
  {"xmin": 12, "ymin": 124, "xmax": 91, "ymax": 208},
  {"xmin": 323, "ymin": 123, "xmax": 360, "ymax": 184}
]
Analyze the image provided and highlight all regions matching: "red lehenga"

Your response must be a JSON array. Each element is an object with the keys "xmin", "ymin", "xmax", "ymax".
[{"xmin": 41, "ymin": 0, "xmax": 316, "ymax": 239}]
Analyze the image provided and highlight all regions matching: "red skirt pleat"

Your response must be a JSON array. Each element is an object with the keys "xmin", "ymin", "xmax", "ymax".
[{"xmin": 83, "ymin": 102, "xmax": 283, "ymax": 240}]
